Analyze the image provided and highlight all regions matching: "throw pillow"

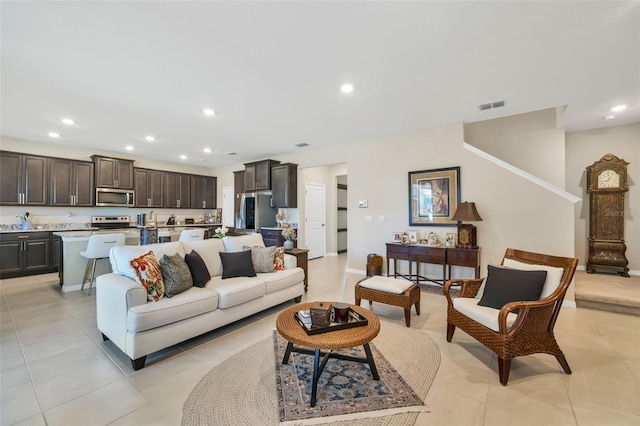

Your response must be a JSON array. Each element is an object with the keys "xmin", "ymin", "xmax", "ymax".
[
  {"xmin": 477, "ymin": 264, "xmax": 547, "ymax": 312},
  {"xmin": 130, "ymin": 251, "xmax": 164, "ymax": 302},
  {"xmin": 159, "ymin": 253, "xmax": 193, "ymax": 297},
  {"xmin": 185, "ymin": 250, "xmax": 211, "ymax": 288},
  {"xmin": 243, "ymin": 245, "xmax": 276, "ymax": 273},
  {"xmin": 219, "ymin": 251, "xmax": 257, "ymax": 279},
  {"xmin": 274, "ymin": 246, "xmax": 286, "ymax": 271}
]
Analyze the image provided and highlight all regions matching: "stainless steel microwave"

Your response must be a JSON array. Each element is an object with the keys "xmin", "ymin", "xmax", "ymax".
[{"xmin": 95, "ymin": 188, "xmax": 135, "ymax": 207}]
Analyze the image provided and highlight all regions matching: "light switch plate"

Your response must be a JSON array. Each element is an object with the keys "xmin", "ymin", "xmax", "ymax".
[
  {"xmin": 358, "ymin": 200, "xmax": 368, "ymax": 208},
  {"xmin": 378, "ymin": 216, "xmax": 385, "ymax": 222},
  {"xmin": 365, "ymin": 215, "xmax": 374, "ymax": 222}
]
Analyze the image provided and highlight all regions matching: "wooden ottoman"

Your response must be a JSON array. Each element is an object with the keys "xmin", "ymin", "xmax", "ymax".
[{"xmin": 355, "ymin": 276, "xmax": 421, "ymax": 327}]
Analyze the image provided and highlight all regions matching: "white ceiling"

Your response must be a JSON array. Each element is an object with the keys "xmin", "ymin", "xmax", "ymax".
[{"xmin": 2, "ymin": 1, "xmax": 638, "ymax": 168}]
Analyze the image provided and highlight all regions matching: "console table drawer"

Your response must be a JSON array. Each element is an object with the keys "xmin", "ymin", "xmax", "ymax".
[
  {"xmin": 386, "ymin": 244, "xmax": 410, "ymax": 257},
  {"xmin": 410, "ymin": 246, "xmax": 445, "ymax": 263},
  {"xmin": 447, "ymin": 248, "xmax": 480, "ymax": 267}
]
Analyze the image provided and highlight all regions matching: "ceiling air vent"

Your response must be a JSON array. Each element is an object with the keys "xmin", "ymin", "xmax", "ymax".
[
  {"xmin": 227, "ymin": 152, "xmax": 237, "ymax": 156},
  {"xmin": 478, "ymin": 100, "xmax": 506, "ymax": 111},
  {"xmin": 295, "ymin": 142, "xmax": 309, "ymax": 148}
]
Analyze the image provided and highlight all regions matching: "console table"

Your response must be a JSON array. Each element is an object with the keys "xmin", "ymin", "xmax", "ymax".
[{"xmin": 385, "ymin": 243, "xmax": 480, "ymax": 284}]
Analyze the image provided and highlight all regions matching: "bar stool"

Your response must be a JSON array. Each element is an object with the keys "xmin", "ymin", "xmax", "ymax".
[
  {"xmin": 179, "ymin": 229, "xmax": 205, "ymax": 242},
  {"xmin": 80, "ymin": 233, "xmax": 126, "ymax": 295}
]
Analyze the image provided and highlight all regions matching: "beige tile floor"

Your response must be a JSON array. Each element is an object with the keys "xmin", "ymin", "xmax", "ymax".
[{"xmin": 1, "ymin": 255, "xmax": 639, "ymax": 425}]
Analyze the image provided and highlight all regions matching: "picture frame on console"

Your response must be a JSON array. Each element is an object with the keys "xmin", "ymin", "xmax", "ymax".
[
  {"xmin": 408, "ymin": 166, "xmax": 461, "ymax": 226},
  {"xmin": 392, "ymin": 232, "xmax": 403, "ymax": 243}
]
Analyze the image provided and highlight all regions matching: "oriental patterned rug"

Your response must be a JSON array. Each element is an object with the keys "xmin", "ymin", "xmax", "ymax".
[{"xmin": 182, "ymin": 321, "xmax": 440, "ymax": 425}]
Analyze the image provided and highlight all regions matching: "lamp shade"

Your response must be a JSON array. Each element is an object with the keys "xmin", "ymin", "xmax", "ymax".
[{"xmin": 451, "ymin": 202, "xmax": 483, "ymax": 222}]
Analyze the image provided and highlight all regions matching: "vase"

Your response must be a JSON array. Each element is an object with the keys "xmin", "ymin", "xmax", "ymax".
[{"xmin": 284, "ymin": 240, "xmax": 294, "ymax": 250}]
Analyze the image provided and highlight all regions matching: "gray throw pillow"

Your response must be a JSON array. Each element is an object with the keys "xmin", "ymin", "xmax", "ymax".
[
  {"xmin": 243, "ymin": 245, "xmax": 277, "ymax": 273},
  {"xmin": 159, "ymin": 253, "xmax": 193, "ymax": 297}
]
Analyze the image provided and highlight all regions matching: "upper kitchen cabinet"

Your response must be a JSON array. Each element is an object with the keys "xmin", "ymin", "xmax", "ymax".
[
  {"xmin": 50, "ymin": 158, "xmax": 95, "ymax": 207},
  {"xmin": 272, "ymin": 163, "xmax": 298, "ymax": 208},
  {"xmin": 190, "ymin": 175, "xmax": 217, "ymax": 209},
  {"xmin": 244, "ymin": 159, "xmax": 280, "ymax": 191},
  {"xmin": 134, "ymin": 168, "xmax": 164, "ymax": 208},
  {"xmin": 92, "ymin": 155, "xmax": 134, "ymax": 189},
  {"xmin": 165, "ymin": 172, "xmax": 191, "ymax": 208},
  {"xmin": 0, "ymin": 152, "xmax": 48, "ymax": 206},
  {"xmin": 234, "ymin": 170, "xmax": 245, "ymax": 194}
]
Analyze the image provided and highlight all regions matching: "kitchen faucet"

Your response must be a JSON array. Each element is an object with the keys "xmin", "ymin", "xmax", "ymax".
[{"xmin": 149, "ymin": 211, "xmax": 157, "ymax": 228}]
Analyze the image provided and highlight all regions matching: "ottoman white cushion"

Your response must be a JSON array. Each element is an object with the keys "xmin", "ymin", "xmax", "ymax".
[{"xmin": 359, "ymin": 276, "xmax": 414, "ymax": 294}]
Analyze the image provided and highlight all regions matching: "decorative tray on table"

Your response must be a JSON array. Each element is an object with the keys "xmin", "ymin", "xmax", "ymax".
[{"xmin": 294, "ymin": 307, "xmax": 368, "ymax": 335}]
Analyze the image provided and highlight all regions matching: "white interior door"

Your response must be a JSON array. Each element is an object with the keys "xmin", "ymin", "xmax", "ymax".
[
  {"xmin": 305, "ymin": 182, "xmax": 326, "ymax": 259},
  {"xmin": 222, "ymin": 186, "xmax": 234, "ymax": 227}
]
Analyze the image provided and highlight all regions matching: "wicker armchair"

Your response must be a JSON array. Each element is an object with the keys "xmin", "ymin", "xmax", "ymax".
[{"xmin": 444, "ymin": 248, "xmax": 578, "ymax": 385}]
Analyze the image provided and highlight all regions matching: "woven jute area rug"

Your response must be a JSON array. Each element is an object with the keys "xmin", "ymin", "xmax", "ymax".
[{"xmin": 182, "ymin": 321, "xmax": 440, "ymax": 425}]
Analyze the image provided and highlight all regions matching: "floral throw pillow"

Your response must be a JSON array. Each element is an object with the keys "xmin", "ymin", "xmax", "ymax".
[
  {"xmin": 274, "ymin": 246, "xmax": 286, "ymax": 271},
  {"xmin": 130, "ymin": 251, "xmax": 164, "ymax": 302}
]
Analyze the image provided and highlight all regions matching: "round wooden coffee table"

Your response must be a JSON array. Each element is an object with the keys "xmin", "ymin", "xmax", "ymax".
[{"xmin": 276, "ymin": 302, "xmax": 381, "ymax": 407}]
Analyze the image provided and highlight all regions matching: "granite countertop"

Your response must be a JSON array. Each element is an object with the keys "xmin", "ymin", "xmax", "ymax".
[{"xmin": 1, "ymin": 226, "xmax": 97, "ymax": 234}]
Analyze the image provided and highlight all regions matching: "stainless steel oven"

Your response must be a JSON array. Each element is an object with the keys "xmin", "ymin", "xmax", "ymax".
[{"xmin": 95, "ymin": 188, "xmax": 135, "ymax": 207}]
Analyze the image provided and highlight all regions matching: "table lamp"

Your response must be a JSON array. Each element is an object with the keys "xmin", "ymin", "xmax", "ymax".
[{"xmin": 451, "ymin": 202, "xmax": 483, "ymax": 249}]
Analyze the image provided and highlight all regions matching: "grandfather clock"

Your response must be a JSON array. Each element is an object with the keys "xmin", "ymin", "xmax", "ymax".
[{"xmin": 586, "ymin": 153, "xmax": 630, "ymax": 277}]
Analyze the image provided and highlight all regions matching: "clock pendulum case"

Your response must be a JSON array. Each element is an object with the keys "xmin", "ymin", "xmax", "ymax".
[{"xmin": 585, "ymin": 153, "xmax": 630, "ymax": 277}]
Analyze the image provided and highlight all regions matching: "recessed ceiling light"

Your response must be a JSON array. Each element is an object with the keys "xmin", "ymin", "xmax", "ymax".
[
  {"xmin": 605, "ymin": 114, "xmax": 616, "ymax": 121},
  {"xmin": 125, "ymin": 145, "xmax": 134, "ymax": 151},
  {"xmin": 203, "ymin": 108, "xmax": 215, "ymax": 116},
  {"xmin": 48, "ymin": 132, "xmax": 60, "ymax": 138},
  {"xmin": 203, "ymin": 148, "xmax": 212, "ymax": 153},
  {"xmin": 61, "ymin": 118, "xmax": 74, "ymax": 125},
  {"xmin": 611, "ymin": 105, "xmax": 626, "ymax": 112},
  {"xmin": 180, "ymin": 155, "xmax": 187, "ymax": 160},
  {"xmin": 340, "ymin": 83, "xmax": 354, "ymax": 94},
  {"xmin": 145, "ymin": 135, "xmax": 155, "ymax": 142}
]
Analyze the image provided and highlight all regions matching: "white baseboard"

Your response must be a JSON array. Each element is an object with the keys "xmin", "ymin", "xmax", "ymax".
[
  {"xmin": 62, "ymin": 283, "xmax": 83, "ymax": 292},
  {"xmin": 325, "ymin": 252, "xmax": 338, "ymax": 257},
  {"xmin": 563, "ymin": 300, "xmax": 576, "ymax": 309},
  {"xmin": 346, "ymin": 268, "xmax": 366, "ymax": 276}
]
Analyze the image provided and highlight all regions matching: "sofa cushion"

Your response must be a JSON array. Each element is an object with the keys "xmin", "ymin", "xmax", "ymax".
[
  {"xmin": 159, "ymin": 253, "xmax": 193, "ymax": 298},
  {"xmin": 130, "ymin": 251, "xmax": 164, "ymax": 302},
  {"xmin": 222, "ymin": 234, "xmax": 265, "ymax": 252},
  {"xmin": 182, "ymin": 238, "xmax": 225, "ymax": 277},
  {"xmin": 206, "ymin": 275, "xmax": 265, "ymax": 308},
  {"xmin": 453, "ymin": 297, "xmax": 518, "ymax": 332},
  {"xmin": 503, "ymin": 258, "xmax": 565, "ymax": 299},
  {"xmin": 111, "ymin": 241, "xmax": 184, "ymax": 279},
  {"xmin": 243, "ymin": 245, "xmax": 276, "ymax": 273},
  {"xmin": 127, "ymin": 286, "xmax": 219, "ymax": 332},
  {"xmin": 477, "ymin": 265, "xmax": 546, "ymax": 311},
  {"xmin": 220, "ymin": 251, "xmax": 256, "ymax": 279},
  {"xmin": 260, "ymin": 268, "xmax": 304, "ymax": 294},
  {"xmin": 185, "ymin": 250, "xmax": 211, "ymax": 288}
]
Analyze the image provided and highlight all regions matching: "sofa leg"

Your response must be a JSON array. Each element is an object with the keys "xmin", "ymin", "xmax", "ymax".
[
  {"xmin": 131, "ymin": 356, "xmax": 147, "ymax": 371},
  {"xmin": 293, "ymin": 296, "xmax": 302, "ymax": 303},
  {"xmin": 498, "ymin": 357, "xmax": 511, "ymax": 386},
  {"xmin": 446, "ymin": 323, "xmax": 456, "ymax": 342},
  {"xmin": 101, "ymin": 333, "xmax": 109, "ymax": 342}
]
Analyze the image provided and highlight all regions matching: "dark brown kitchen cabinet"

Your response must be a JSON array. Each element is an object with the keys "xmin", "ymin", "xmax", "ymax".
[
  {"xmin": 244, "ymin": 159, "xmax": 280, "ymax": 191},
  {"xmin": 134, "ymin": 168, "xmax": 165, "ymax": 208},
  {"xmin": 0, "ymin": 152, "xmax": 48, "ymax": 206},
  {"xmin": 190, "ymin": 175, "xmax": 217, "ymax": 209},
  {"xmin": 50, "ymin": 159, "xmax": 94, "ymax": 207},
  {"xmin": 272, "ymin": 163, "xmax": 297, "ymax": 208},
  {"xmin": 0, "ymin": 232, "xmax": 52, "ymax": 278},
  {"xmin": 92, "ymin": 155, "xmax": 134, "ymax": 189},
  {"xmin": 165, "ymin": 172, "xmax": 191, "ymax": 208}
]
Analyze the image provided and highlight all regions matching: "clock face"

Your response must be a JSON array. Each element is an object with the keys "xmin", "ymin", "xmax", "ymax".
[
  {"xmin": 598, "ymin": 170, "xmax": 620, "ymax": 188},
  {"xmin": 458, "ymin": 228, "xmax": 470, "ymax": 244}
]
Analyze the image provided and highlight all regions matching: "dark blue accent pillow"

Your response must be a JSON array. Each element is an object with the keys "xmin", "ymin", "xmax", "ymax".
[{"xmin": 478, "ymin": 265, "xmax": 547, "ymax": 312}]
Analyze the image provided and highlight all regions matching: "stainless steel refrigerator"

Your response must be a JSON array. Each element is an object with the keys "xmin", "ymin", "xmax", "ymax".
[{"xmin": 235, "ymin": 192, "xmax": 278, "ymax": 232}]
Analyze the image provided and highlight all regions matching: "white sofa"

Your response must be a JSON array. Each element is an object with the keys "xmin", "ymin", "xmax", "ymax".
[{"xmin": 96, "ymin": 234, "xmax": 304, "ymax": 370}]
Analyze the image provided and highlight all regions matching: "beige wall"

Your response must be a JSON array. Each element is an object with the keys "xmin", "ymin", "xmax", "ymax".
[
  {"xmin": 566, "ymin": 123, "xmax": 640, "ymax": 273},
  {"xmin": 464, "ymin": 108, "xmax": 566, "ymax": 187}
]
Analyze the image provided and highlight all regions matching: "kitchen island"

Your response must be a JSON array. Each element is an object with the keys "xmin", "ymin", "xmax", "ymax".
[{"xmin": 54, "ymin": 227, "xmax": 209, "ymax": 291}]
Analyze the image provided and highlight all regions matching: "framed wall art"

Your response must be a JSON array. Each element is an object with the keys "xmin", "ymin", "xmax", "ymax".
[{"xmin": 408, "ymin": 166, "xmax": 461, "ymax": 226}]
